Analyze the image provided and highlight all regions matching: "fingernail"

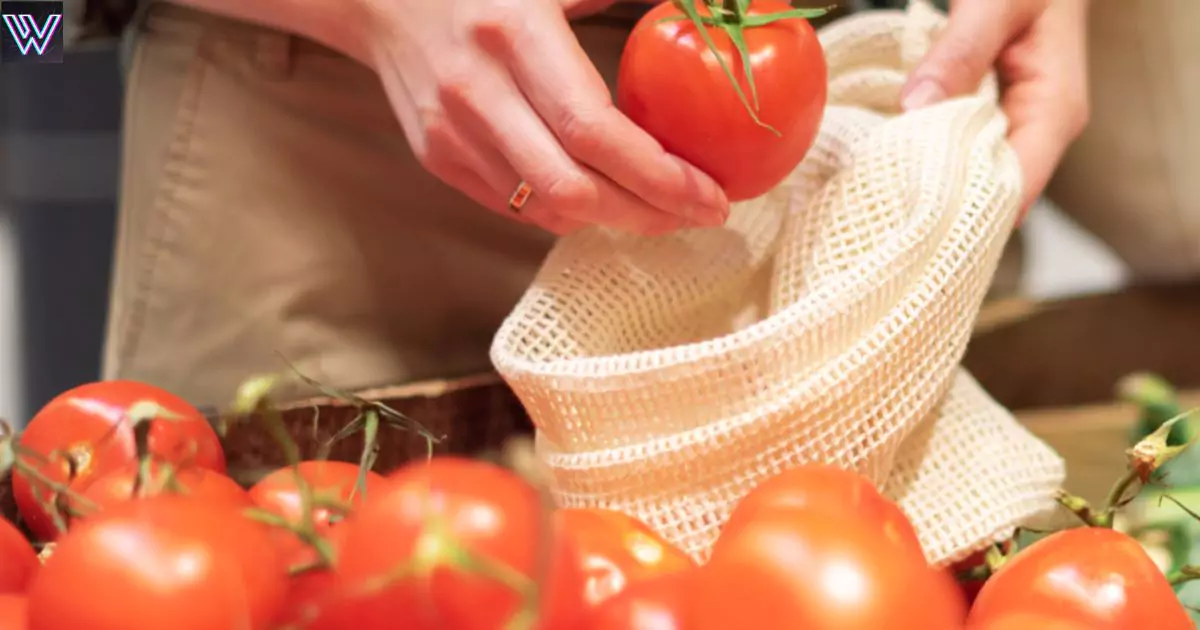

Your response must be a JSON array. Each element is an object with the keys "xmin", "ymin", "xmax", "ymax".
[{"xmin": 901, "ymin": 79, "xmax": 946, "ymax": 111}]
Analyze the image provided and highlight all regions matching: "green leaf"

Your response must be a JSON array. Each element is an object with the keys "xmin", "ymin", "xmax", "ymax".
[
  {"xmin": 672, "ymin": 0, "xmax": 778, "ymax": 134},
  {"xmin": 724, "ymin": 24, "xmax": 760, "ymax": 111},
  {"xmin": 740, "ymin": 7, "xmax": 832, "ymax": 28}
]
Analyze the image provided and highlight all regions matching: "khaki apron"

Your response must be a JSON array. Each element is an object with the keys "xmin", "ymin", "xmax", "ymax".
[{"xmin": 103, "ymin": 4, "xmax": 635, "ymax": 408}]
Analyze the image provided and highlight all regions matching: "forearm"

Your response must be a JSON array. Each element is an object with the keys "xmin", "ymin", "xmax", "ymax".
[{"xmin": 169, "ymin": 0, "xmax": 373, "ymax": 64}]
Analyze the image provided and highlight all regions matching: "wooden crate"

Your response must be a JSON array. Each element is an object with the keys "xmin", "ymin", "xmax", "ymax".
[{"xmin": 965, "ymin": 281, "xmax": 1200, "ymax": 504}]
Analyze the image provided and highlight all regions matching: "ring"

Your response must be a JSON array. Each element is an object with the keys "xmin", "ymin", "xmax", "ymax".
[{"xmin": 507, "ymin": 180, "xmax": 533, "ymax": 214}]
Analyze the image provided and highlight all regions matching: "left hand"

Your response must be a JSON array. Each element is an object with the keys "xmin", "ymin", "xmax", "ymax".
[{"xmin": 901, "ymin": 0, "xmax": 1091, "ymax": 218}]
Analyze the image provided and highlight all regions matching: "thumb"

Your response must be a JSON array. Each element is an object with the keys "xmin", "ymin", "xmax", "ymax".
[{"xmin": 901, "ymin": 0, "xmax": 1048, "ymax": 110}]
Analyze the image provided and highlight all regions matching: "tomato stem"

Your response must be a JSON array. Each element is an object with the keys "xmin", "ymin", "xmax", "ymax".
[
  {"xmin": 1055, "ymin": 490, "xmax": 1103, "ymax": 528},
  {"xmin": 131, "ymin": 421, "xmax": 154, "ymax": 497},
  {"xmin": 244, "ymin": 506, "xmax": 338, "ymax": 567},
  {"xmin": 11, "ymin": 447, "xmax": 98, "ymax": 534},
  {"xmin": 1098, "ymin": 468, "xmax": 1142, "ymax": 527},
  {"xmin": 664, "ymin": 0, "xmax": 829, "ymax": 137},
  {"xmin": 1167, "ymin": 565, "xmax": 1200, "ymax": 586}
]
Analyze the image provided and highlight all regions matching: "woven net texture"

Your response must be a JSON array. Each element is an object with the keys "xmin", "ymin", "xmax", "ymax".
[{"xmin": 491, "ymin": 1, "xmax": 1066, "ymax": 566}]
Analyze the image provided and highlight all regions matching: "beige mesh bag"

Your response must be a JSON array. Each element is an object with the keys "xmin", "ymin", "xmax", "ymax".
[{"xmin": 491, "ymin": 0, "xmax": 1065, "ymax": 566}]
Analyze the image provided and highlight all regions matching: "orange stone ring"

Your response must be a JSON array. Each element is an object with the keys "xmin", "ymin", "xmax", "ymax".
[{"xmin": 507, "ymin": 180, "xmax": 533, "ymax": 214}]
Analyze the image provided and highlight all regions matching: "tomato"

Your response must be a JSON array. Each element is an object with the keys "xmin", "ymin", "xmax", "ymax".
[
  {"xmin": 0, "ymin": 519, "xmax": 37, "ymax": 594},
  {"xmin": 14, "ymin": 380, "xmax": 225, "ymax": 541},
  {"xmin": 68, "ymin": 461, "xmax": 250, "ymax": 521},
  {"xmin": 692, "ymin": 509, "xmax": 966, "ymax": 630},
  {"xmin": 721, "ymin": 465, "xmax": 924, "ymax": 559},
  {"xmin": 250, "ymin": 460, "xmax": 382, "ymax": 526},
  {"xmin": 969, "ymin": 613, "xmax": 1095, "ymax": 630},
  {"xmin": 249, "ymin": 460, "xmax": 383, "ymax": 564},
  {"xmin": 556, "ymin": 508, "xmax": 694, "ymax": 611},
  {"xmin": 26, "ymin": 496, "xmax": 288, "ymax": 630},
  {"xmin": 618, "ymin": 0, "xmax": 827, "ymax": 201},
  {"xmin": 273, "ymin": 526, "xmax": 347, "ymax": 628},
  {"xmin": 311, "ymin": 457, "xmax": 581, "ymax": 630},
  {"xmin": 580, "ymin": 570, "xmax": 693, "ymax": 630},
  {"xmin": 0, "ymin": 594, "xmax": 28, "ymax": 629},
  {"xmin": 969, "ymin": 527, "xmax": 1192, "ymax": 629}
]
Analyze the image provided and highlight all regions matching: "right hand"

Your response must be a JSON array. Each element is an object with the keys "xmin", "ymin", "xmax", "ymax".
[{"xmin": 356, "ymin": 0, "xmax": 730, "ymax": 235}]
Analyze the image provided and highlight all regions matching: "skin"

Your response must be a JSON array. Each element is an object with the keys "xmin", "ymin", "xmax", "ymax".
[{"xmin": 902, "ymin": 0, "xmax": 1091, "ymax": 215}]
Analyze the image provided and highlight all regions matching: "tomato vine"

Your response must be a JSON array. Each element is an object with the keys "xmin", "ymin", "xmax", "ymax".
[{"xmin": 664, "ymin": 0, "xmax": 831, "ymax": 133}]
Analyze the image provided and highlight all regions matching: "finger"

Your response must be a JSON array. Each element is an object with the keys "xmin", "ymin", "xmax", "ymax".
[
  {"xmin": 902, "ymin": 0, "xmax": 1050, "ymax": 110},
  {"xmin": 438, "ymin": 60, "xmax": 693, "ymax": 236},
  {"xmin": 476, "ymin": 4, "xmax": 730, "ymax": 226},
  {"xmin": 1000, "ymin": 0, "xmax": 1090, "ymax": 217}
]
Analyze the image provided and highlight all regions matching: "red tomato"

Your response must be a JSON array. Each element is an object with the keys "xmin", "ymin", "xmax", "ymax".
[
  {"xmin": 721, "ymin": 465, "xmax": 924, "ymax": 560},
  {"xmin": 969, "ymin": 527, "xmax": 1192, "ymax": 630},
  {"xmin": 14, "ymin": 380, "xmax": 225, "ymax": 541},
  {"xmin": 26, "ymin": 496, "xmax": 288, "ymax": 630},
  {"xmin": 311, "ymin": 457, "xmax": 580, "ymax": 630},
  {"xmin": 692, "ymin": 509, "xmax": 966, "ymax": 630},
  {"xmin": 556, "ymin": 508, "xmax": 694, "ymax": 611},
  {"xmin": 0, "ymin": 594, "xmax": 28, "ymax": 629},
  {"xmin": 68, "ymin": 461, "xmax": 250, "ymax": 520},
  {"xmin": 273, "ymin": 526, "xmax": 347, "ymax": 628},
  {"xmin": 0, "ymin": 519, "xmax": 37, "ymax": 594},
  {"xmin": 618, "ymin": 1, "xmax": 827, "ymax": 201},
  {"xmin": 250, "ymin": 460, "xmax": 383, "ymax": 563},
  {"xmin": 580, "ymin": 570, "xmax": 693, "ymax": 630},
  {"xmin": 969, "ymin": 613, "xmax": 1095, "ymax": 630}
]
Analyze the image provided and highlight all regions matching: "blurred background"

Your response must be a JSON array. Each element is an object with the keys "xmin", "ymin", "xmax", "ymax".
[{"xmin": 0, "ymin": 42, "xmax": 122, "ymax": 424}]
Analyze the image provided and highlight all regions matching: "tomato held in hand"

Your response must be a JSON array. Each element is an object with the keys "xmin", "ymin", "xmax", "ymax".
[
  {"xmin": 969, "ymin": 527, "xmax": 1192, "ymax": 630},
  {"xmin": 618, "ymin": 1, "xmax": 827, "ymax": 202},
  {"xmin": 0, "ymin": 519, "xmax": 37, "ymax": 594},
  {"xmin": 313, "ymin": 457, "xmax": 581, "ymax": 630},
  {"xmin": 580, "ymin": 570, "xmax": 694, "ymax": 630},
  {"xmin": 693, "ymin": 509, "xmax": 966, "ymax": 630},
  {"xmin": 68, "ymin": 461, "xmax": 250, "ymax": 521},
  {"xmin": 556, "ymin": 508, "xmax": 694, "ymax": 611},
  {"xmin": 14, "ymin": 380, "xmax": 225, "ymax": 541},
  {"xmin": 27, "ymin": 496, "xmax": 287, "ymax": 630},
  {"xmin": 721, "ymin": 465, "xmax": 924, "ymax": 560}
]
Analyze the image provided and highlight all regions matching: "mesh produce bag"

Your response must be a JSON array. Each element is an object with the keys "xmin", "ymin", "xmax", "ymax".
[{"xmin": 491, "ymin": 1, "xmax": 1065, "ymax": 566}]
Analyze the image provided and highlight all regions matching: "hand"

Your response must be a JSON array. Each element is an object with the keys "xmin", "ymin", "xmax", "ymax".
[
  {"xmin": 901, "ymin": 0, "xmax": 1091, "ymax": 216},
  {"xmin": 358, "ymin": 0, "xmax": 729, "ymax": 235}
]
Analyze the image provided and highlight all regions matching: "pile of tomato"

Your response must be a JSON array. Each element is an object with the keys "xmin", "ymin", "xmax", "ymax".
[{"xmin": 0, "ymin": 379, "xmax": 1194, "ymax": 630}]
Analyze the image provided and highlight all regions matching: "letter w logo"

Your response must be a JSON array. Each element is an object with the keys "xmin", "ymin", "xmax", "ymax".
[{"xmin": 2, "ymin": 12, "xmax": 60, "ymax": 56}]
